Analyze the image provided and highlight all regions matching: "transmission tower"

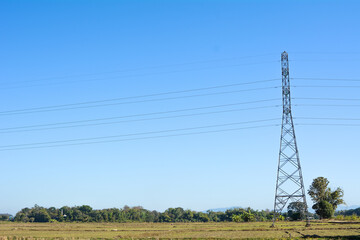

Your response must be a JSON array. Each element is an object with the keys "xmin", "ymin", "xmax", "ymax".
[{"xmin": 272, "ymin": 51, "xmax": 310, "ymax": 227}]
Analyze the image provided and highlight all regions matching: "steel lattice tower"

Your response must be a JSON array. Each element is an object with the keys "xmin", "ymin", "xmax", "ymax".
[{"xmin": 272, "ymin": 51, "xmax": 310, "ymax": 227}]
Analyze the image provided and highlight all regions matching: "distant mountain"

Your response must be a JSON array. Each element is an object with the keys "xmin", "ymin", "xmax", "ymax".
[
  {"xmin": 336, "ymin": 205, "xmax": 360, "ymax": 211},
  {"xmin": 204, "ymin": 206, "xmax": 243, "ymax": 212}
]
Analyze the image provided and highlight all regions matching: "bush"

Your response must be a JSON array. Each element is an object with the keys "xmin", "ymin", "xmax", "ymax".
[
  {"xmin": 240, "ymin": 211, "xmax": 256, "ymax": 222},
  {"xmin": 33, "ymin": 209, "xmax": 51, "ymax": 222},
  {"xmin": 335, "ymin": 215, "xmax": 344, "ymax": 220},
  {"xmin": 231, "ymin": 214, "xmax": 242, "ymax": 222},
  {"xmin": 316, "ymin": 201, "xmax": 334, "ymax": 219},
  {"xmin": 344, "ymin": 214, "xmax": 359, "ymax": 221}
]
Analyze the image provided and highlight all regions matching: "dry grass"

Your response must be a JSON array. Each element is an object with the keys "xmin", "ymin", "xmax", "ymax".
[{"xmin": 0, "ymin": 221, "xmax": 359, "ymax": 239}]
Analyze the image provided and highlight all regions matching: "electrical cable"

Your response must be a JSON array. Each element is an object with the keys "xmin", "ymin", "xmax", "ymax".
[
  {"xmin": 294, "ymin": 104, "xmax": 360, "ymax": 107},
  {"xmin": 293, "ymin": 97, "xmax": 360, "ymax": 101},
  {"xmin": 0, "ymin": 86, "xmax": 280, "ymax": 116},
  {"xmin": 2, "ymin": 60, "xmax": 279, "ymax": 89},
  {"xmin": 0, "ymin": 105, "xmax": 280, "ymax": 134},
  {"xmin": 290, "ymin": 51, "xmax": 360, "ymax": 54},
  {"xmin": 295, "ymin": 117, "xmax": 360, "ymax": 121},
  {"xmin": 296, "ymin": 123, "xmax": 360, "ymax": 126},
  {"xmin": 0, "ymin": 119, "xmax": 280, "ymax": 150},
  {"xmin": 0, "ymin": 99, "xmax": 279, "ymax": 130},
  {"xmin": 3, "ymin": 54, "xmax": 278, "ymax": 85},
  {"xmin": 292, "ymin": 77, "xmax": 360, "ymax": 82},
  {"xmin": 290, "ymin": 59, "xmax": 360, "ymax": 62},
  {"xmin": 0, "ymin": 124, "xmax": 279, "ymax": 152},
  {"xmin": 293, "ymin": 85, "xmax": 360, "ymax": 88},
  {"xmin": 0, "ymin": 99, "xmax": 280, "ymax": 130}
]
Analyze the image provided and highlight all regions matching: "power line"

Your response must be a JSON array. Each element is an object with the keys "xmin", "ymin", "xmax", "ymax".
[
  {"xmin": 0, "ymin": 124, "xmax": 279, "ymax": 152},
  {"xmin": 293, "ymin": 97, "xmax": 360, "ymax": 101},
  {"xmin": 0, "ymin": 100, "xmax": 280, "ymax": 133},
  {"xmin": 290, "ymin": 59, "xmax": 360, "ymax": 62},
  {"xmin": 0, "ymin": 99, "xmax": 278, "ymax": 129},
  {"xmin": 295, "ymin": 117, "xmax": 360, "ymax": 121},
  {"xmin": 0, "ymin": 99, "xmax": 280, "ymax": 129},
  {"xmin": 296, "ymin": 123, "xmax": 360, "ymax": 126},
  {"xmin": 293, "ymin": 85, "xmax": 360, "ymax": 88},
  {"xmin": 5, "ymin": 78, "xmax": 279, "ymax": 110},
  {"xmin": 0, "ymin": 106, "xmax": 280, "ymax": 133},
  {"xmin": 2, "ymin": 60, "xmax": 279, "ymax": 90},
  {"xmin": 0, "ymin": 119, "xmax": 280, "ymax": 150},
  {"xmin": 0, "ymin": 85, "xmax": 280, "ymax": 116},
  {"xmin": 294, "ymin": 104, "xmax": 360, "ymax": 107},
  {"xmin": 290, "ymin": 51, "xmax": 360, "ymax": 55},
  {"xmin": 4, "ymin": 54, "xmax": 278, "ymax": 85},
  {"xmin": 292, "ymin": 77, "xmax": 360, "ymax": 82}
]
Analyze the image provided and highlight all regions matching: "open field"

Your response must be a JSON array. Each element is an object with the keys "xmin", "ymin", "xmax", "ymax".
[{"xmin": 1, "ymin": 221, "xmax": 360, "ymax": 239}]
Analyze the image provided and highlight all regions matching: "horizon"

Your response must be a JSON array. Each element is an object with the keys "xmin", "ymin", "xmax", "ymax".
[{"xmin": 3, "ymin": 203, "xmax": 360, "ymax": 217}]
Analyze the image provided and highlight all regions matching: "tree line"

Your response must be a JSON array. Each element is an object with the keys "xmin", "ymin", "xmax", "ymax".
[
  {"xmin": 336, "ymin": 208, "xmax": 360, "ymax": 217},
  {"xmin": 0, "ymin": 176, "xmax": 350, "ymax": 222},
  {"xmin": 12, "ymin": 205, "xmax": 277, "ymax": 223}
]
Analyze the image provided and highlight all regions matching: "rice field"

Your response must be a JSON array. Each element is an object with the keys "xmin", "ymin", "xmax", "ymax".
[{"xmin": 0, "ymin": 221, "xmax": 360, "ymax": 239}]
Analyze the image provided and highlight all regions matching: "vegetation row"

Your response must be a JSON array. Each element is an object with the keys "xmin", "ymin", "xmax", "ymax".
[{"xmin": 0, "ymin": 177, "xmax": 357, "ymax": 223}]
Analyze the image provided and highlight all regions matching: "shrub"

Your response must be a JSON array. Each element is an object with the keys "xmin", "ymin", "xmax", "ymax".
[
  {"xmin": 241, "ymin": 211, "xmax": 256, "ymax": 222},
  {"xmin": 231, "ymin": 214, "xmax": 242, "ymax": 222},
  {"xmin": 335, "ymin": 215, "xmax": 344, "ymax": 220}
]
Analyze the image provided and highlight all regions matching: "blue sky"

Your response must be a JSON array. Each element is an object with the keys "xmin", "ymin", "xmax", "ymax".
[{"xmin": 1, "ymin": 0, "xmax": 360, "ymax": 215}]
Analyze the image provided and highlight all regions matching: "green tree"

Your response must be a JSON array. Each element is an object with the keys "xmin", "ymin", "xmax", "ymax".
[
  {"xmin": 194, "ymin": 212, "xmax": 210, "ymax": 222},
  {"xmin": 316, "ymin": 200, "xmax": 334, "ymax": 219},
  {"xmin": 240, "ymin": 210, "xmax": 256, "ymax": 222},
  {"xmin": 159, "ymin": 213, "xmax": 172, "ymax": 222},
  {"xmin": 308, "ymin": 177, "xmax": 345, "ymax": 219},
  {"xmin": 183, "ymin": 210, "xmax": 194, "ymax": 222},
  {"xmin": 78, "ymin": 205, "xmax": 93, "ymax": 215},
  {"xmin": 287, "ymin": 202, "xmax": 306, "ymax": 220},
  {"xmin": 225, "ymin": 208, "xmax": 244, "ymax": 221},
  {"xmin": 0, "ymin": 215, "xmax": 9, "ymax": 221},
  {"xmin": 231, "ymin": 214, "xmax": 242, "ymax": 222},
  {"xmin": 33, "ymin": 209, "xmax": 51, "ymax": 222}
]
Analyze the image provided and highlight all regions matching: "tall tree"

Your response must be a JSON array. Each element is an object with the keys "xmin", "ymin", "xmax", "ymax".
[{"xmin": 308, "ymin": 177, "xmax": 345, "ymax": 219}]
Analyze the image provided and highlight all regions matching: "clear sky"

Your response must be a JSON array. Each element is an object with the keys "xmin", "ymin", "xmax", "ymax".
[{"xmin": 1, "ymin": 0, "xmax": 360, "ymax": 215}]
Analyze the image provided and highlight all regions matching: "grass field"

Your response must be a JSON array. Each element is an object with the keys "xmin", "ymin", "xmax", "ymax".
[{"xmin": 0, "ymin": 221, "xmax": 360, "ymax": 239}]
